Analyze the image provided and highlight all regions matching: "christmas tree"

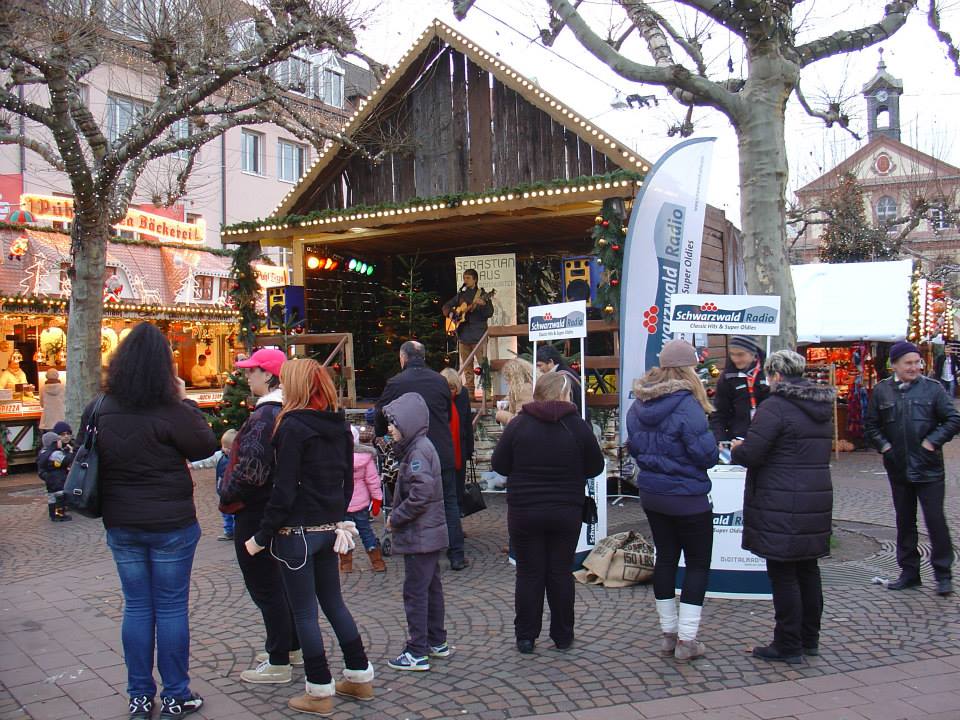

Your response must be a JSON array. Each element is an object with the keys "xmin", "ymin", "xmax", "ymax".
[
  {"xmin": 207, "ymin": 368, "xmax": 252, "ymax": 441},
  {"xmin": 370, "ymin": 255, "xmax": 447, "ymax": 378},
  {"xmin": 590, "ymin": 198, "xmax": 629, "ymax": 318},
  {"xmin": 818, "ymin": 173, "xmax": 901, "ymax": 263}
]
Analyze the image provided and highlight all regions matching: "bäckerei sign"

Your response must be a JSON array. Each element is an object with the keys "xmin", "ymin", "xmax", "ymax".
[{"xmin": 669, "ymin": 293, "xmax": 781, "ymax": 335}]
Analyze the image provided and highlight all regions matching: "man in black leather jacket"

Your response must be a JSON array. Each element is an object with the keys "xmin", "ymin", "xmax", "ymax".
[{"xmin": 865, "ymin": 341, "xmax": 960, "ymax": 596}]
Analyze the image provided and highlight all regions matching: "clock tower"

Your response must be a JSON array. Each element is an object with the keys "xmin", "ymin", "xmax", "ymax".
[{"xmin": 862, "ymin": 49, "xmax": 903, "ymax": 142}]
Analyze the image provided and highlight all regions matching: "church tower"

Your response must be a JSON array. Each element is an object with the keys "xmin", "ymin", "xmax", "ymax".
[{"xmin": 862, "ymin": 49, "xmax": 903, "ymax": 142}]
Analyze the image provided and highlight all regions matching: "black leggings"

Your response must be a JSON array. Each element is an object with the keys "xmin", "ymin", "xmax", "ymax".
[{"xmin": 645, "ymin": 509, "xmax": 713, "ymax": 605}]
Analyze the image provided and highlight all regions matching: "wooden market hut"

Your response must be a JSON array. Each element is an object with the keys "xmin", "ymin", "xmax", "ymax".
[{"xmin": 224, "ymin": 20, "xmax": 743, "ymax": 402}]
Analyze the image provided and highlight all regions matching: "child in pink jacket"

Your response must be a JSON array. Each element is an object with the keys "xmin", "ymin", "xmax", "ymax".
[{"xmin": 342, "ymin": 425, "xmax": 386, "ymax": 572}]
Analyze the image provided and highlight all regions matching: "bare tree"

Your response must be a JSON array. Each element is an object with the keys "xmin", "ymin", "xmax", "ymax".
[
  {"xmin": 0, "ymin": 0, "xmax": 381, "ymax": 426},
  {"xmin": 455, "ymin": 0, "xmax": 960, "ymax": 348}
]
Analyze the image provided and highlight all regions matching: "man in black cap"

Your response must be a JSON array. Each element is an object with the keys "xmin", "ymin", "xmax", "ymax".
[
  {"xmin": 865, "ymin": 340, "xmax": 960, "ymax": 596},
  {"xmin": 709, "ymin": 335, "xmax": 769, "ymax": 442}
]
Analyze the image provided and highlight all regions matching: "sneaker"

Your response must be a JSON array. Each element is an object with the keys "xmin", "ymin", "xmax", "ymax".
[
  {"xmin": 255, "ymin": 648, "xmax": 303, "ymax": 666},
  {"xmin": 159, "ymin": 693, "xmax": 203, "ymax": 717},
  {"xmin": 217, "ymin": 533, "xmax": 233, "ymax": 541},
  {"xmin": 240, "ymin": 660, "xmax": 292, "ymax": 684},
  {"xmin": 387, "ymin": 651, "xmax": 430, "ymax": 671},
  {"xmin": 128, "ymin": 694, "xmax": 153, "ymax": 719},
  {"xmin": 429, "ymin": 642, "xmax": 451, "ymax": 658}
]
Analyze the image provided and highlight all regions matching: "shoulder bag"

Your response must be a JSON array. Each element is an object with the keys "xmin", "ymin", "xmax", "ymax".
[
  {"xmin": 460, "ymin": 459, "xmax": 487, "ymax": 517},
  {"xmin": 63, "ymin": 395, "xmax": 105, "ymax": 518}
]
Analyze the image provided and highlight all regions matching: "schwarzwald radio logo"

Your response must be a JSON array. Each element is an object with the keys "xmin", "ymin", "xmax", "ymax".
[{"xmin": 673, "ymin": 301, "xmax": 778, "ymax": 324}]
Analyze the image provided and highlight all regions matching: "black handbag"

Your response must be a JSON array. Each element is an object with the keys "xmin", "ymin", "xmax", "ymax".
[
  {"xmin": 63, "ymin": 395, "xmax": 105, "ymax": 518},
  {"xmin": 582, "ymin": 495, "xmax": 598, "ymax": 525},
  {"xmin": 460, "ymin": 460, "xmax": 486, "ymax": 517}
]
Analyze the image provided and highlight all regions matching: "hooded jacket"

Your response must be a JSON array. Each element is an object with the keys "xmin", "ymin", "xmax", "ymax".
[
  {"xmin": 864, "ymin": 375, "xmax": 960, "ymax": 483},
  {"xmin": 731, "ymin": 378, "xmax": 836, "ymax": 561},
  {"xmin": 375, "ymin": 359, "xmax": 455, "ymax": 470},
  {"xmin": 39, "ymin": 380, "xmax": 66, "ymax": 430},
  {"xmin": 383, "ymin": 392, "xmax": 448, "ymax": 554},
  {"xmin": 83, "ymin": 395, "xmax": 218, "ymax": 532},
  {"xmin": 219, "ymin": 389, "xmax": 282, "ymax": 513},
  {"xmin": 491, "ymin": 400, "xmax": 605, "ymax": 510},
  {"xmin": 627, "ymin": 378, "xmax": 719, "ymax": 499},
  {"xmin": 254, "ymin": 408, "xmax": 354, "ymax": 546},
  {"xmin": 709, "ymin": 360, "xmax": 770, "ymax": 441},
  {"xmin": 37, "ymin": 431, "xmax": 73, "ymax": 494},
  {"xmin": 348, "ymin": 442, "xmax": 382, "ymax": 513}
]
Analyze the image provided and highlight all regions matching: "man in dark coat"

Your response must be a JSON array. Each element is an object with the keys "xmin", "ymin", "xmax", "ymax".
[
  {"xmin": 710, "ymin": 335, "xmax": 770, "ymax": 442},
  {"xmin": 933, "ymin": 348, "xmax": 959, "ymax": 397},
  {"xmin": 865, "ymin": 340, "xmax": 960, "ymax": 596},
  {"xmin": 442, "ymin": 269, "xmax": 494, "ymax": 397},
  {"xmin": 376, "ymin": 341, "xmax": 467, "ymax": 570},
  {"xmin": 732, "ymin": 350, "xmax": 836, "ymax": 665}
]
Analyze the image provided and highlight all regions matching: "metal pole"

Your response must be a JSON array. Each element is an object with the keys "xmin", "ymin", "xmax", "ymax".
[
  {"xmin": 579, "ymin": 336, "xmax": 587, "ymax": 421},
  {"xmin": 532, "ymin": 340, "xmax": 538, "ymax": 388}
]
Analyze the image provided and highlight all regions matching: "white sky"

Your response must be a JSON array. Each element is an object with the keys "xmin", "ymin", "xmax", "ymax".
[{"xmin": 351, "ymin": 0, "xmax": 960, "ymax": 226}]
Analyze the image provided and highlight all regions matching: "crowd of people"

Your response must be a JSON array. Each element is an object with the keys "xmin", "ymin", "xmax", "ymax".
[{"xmin": 55, "ymin": 320, "xmax": 957, "ymax": 719}]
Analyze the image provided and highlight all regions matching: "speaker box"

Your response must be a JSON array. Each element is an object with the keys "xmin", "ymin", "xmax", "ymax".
[
  {"xmin": 266, "ymin": 285, "xmax": 306, "ymax": 330},
  {"xmin": 563, "ymin": 256, "xmax": 602, "ymax": 306}
]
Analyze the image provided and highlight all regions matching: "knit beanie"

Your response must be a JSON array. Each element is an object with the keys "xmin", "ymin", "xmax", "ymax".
[
  {"xmin": 729, "ymin": 335, "xmax": 762, "ymax": 356},
  {"xmin": 889, "ymin": 340, "xmax": 921, "ymax": 364},
  {"xmin": 52, "ymin": 421, "xmax": 72, "ymax": 435},
  {"xmin": 658, "ymin": 339, "xmax": 700, "ymax": 368},
  {"xmin": 41, "ymin": 431, "xmax": 59, "ymax": 449}
]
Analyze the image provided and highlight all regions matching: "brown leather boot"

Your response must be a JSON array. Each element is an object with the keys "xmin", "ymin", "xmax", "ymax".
[
  {"xmin": 339, "ymin": 551, "xmax": 353, "ymax": 573},
  {"xmin": 367, "ymin": 547, "xmax": 386, "ymax": 572},
  {"xmin": 335, "ymin": 663, "xmax": 374, "ymax": 701},
  {"xmin": 288, "ymin": 680, "xmax": 335, "ymax": 715}
]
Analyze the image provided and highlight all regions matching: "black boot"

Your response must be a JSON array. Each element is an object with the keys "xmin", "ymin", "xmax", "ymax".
[{"xmin": 48, "ymin": 503, "xmax": 58, "ymax": 521}]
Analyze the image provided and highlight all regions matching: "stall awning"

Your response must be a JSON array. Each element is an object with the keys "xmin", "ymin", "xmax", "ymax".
[{"xmin": 791, "ymin": 260, "xmax": 913, "ymax": 343}]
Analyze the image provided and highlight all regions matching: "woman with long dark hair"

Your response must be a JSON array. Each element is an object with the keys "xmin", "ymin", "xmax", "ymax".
[
  {"xmin": 83, "ymin": 322, "xmax": 217, "ymax": 719},
  {"xmin": 244, "ymin": 359, "xmax": 373, "ymax": 715}
]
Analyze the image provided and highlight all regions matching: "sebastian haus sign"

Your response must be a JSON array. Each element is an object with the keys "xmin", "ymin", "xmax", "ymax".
[{"xmin": 669, "ymin": 294, "xmax": 781, "ymax": 335}]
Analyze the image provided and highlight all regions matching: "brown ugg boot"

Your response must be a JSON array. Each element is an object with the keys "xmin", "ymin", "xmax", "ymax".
[
  {"xmin": 335, "ymin": 663, "xmax": 375, "ymax": 701},
  {"xmin": 339, "ymin": 551, "xmax": 353, "ymax": 573},
  {"xmin": 288, "ymin": 680, "xmax": 335, "ymax": 716},
  {"xmin": 367, "ymin": 547, "xmax": 386, "ymax": 572}
]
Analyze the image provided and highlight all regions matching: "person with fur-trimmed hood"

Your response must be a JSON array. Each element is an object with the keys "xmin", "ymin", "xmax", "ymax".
[
  {"xmin": 627, "ymin": 340, "xmax": 719, "ymax": 663},
  {"xmin": 732, "ymin": 350, "xmax": 836, "ymax": 665}
]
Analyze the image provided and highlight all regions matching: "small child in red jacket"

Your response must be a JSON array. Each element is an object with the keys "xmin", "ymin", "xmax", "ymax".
[{"xmin": 341, "ymin": 425, "xmax": 385, "ymax": 573}]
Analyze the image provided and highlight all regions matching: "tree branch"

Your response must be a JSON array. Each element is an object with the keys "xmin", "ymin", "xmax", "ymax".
[
  {"xmin": 928, "ymin": 0, "xmax": 960, "ymax": 76},
  {"xmin": 674, "ymin": 0, "xmax": 747, "ymax": 37},
  {"xmin": 794, "ymin": 82, "xmax": 860, "ymax": 140},
  {"xmin": 795, "ymin": 1, "xmax": 916, "ymax": 68},
  {"xmin": 0, "ymin": 85, "xmax": 51, "ymax": 126},
  {"xmin": 547, "ymin": 0, "xmax": 740, "ymax": 117},
  {"xmin": 0, "ymin": 132, "xmax": 64, "ymax": 170},
  {"xmin": 619, "ymin": 0, "xmax": 708, "ymax": 77}
]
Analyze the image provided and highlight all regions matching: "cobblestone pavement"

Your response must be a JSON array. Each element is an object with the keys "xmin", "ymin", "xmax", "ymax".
[{"xmin": 0, "ymin": 445, "xmax": 958, "ymax": 720}]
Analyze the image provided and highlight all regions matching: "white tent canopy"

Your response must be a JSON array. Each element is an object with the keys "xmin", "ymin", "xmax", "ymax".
[{"xmin": 791, "ymin": 260, "xmax": 913, "ymax": 343}]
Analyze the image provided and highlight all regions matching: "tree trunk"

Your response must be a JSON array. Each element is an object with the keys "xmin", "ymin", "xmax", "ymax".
[
  {"xmin": 65, "ymin": 213, "xmax": 108, "ymax": 430},
  {"xmin": 735, "ymin": 46, "xmax": 799, "ymax": 350}
]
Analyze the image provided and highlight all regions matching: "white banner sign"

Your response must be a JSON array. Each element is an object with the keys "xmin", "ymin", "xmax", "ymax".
[
  {"xmin": 454, "ymin": 254, "xmax": 516, "ymax": 358},
  {"xmin": 619, "ymin": 138, "xmax": 715, "ymax": 443},
  {"xmin": 669, "ymin": 293, "xmax": 781, "ymax": 335},
  {"xmin": 528, "ymin": 300, "xmax": 587, "ymax": 341}
]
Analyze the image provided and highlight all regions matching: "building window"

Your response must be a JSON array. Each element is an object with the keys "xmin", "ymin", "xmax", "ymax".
[
  {"xmin": 217, "ymin": 277, "xmax": 230, "ymax": 302},
  {"xmin": 169, "ymin": 118, "xmax": 194, "ymax": 160},
  {"xmin": 107, "ymin": 94, "xmax": 147, "ymax": 143},
  {"xmin": 107, "ymin": 0, "xmax": 159, "ymax": 40},
  {"xmin": 194, "ymin": 275, "xmax": 214, "ymax": 301},
  {"xmin": 241, "ymin": 129, "xmax": 265, "ymax": 175},
  {"xmin": 321, "ymin": 67, "xmax": 344, "ymax": 108},
  {"xmin": 277, "ymin": 139, "xmax": 306, "ymax": 183},
  {"xmin": 272, "ymin": 55, "xmax": 312, "ymax": 94},
  {"xmin": 876, "ymin": 195, "xmax": 898, "ymax": 223},
  {"xmin": 931, "ymin": 206, "xmax": 951, "ymax": 231}
]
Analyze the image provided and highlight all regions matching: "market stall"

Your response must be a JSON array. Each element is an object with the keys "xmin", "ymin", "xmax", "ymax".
[{"xmin": 0, "ymin": 226, "xmax": 239, "ymax": 463}]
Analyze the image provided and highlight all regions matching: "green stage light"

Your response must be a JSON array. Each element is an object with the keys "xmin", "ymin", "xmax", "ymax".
[{"xmin": 366, "ymin": 265, "xmax": 374, "ymax": 276}]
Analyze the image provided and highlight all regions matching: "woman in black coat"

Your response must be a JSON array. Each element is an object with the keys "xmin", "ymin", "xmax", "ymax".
[
  {"xmin": 731, "ymin": 350, "xmax": 836, "ymax": 665},
  {"xmin": 492, "ymin": 371, "xmax": 605, "ymax": 654},
  {"xmin": 710, "ymin": 335, "xmax": 770, "ymax": 442}
]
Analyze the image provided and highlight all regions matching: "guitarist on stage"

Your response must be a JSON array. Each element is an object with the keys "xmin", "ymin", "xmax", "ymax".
[{"xmin": 442, "ymin": 268, "xmax": 494, "ymax": 396}]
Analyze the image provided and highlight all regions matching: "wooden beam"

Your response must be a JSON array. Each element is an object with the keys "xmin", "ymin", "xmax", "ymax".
[
  {"xmin": 466, "ymin": 60, "xmax": 493, "ymax": 192},
  {"xmin": 450, "ymin": 50, "xmax": 468, "ymax": 194}
]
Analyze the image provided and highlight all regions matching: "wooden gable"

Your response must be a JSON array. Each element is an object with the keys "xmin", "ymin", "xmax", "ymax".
[{"xmin": 280, "ymin": 21, "xmax": 649, "ymax": 218}]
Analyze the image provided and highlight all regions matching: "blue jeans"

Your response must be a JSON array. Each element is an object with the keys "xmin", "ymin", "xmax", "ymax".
[
  {"xmin": 442, "ymin": 468, "xmax": 465, "ymax": 562},
  {"xmin": 221, "ymin": 512, "xmax": 235, "ymax": 536},
  {"xmin": 106, "ymin": 522, "xmax": 201, "ymax": 699},
  {"xmin": 272, "ymin": 531, "xmax": 368, "ymax": 684},
  {"xmin": 346, "ymin": 510, "xmax": 377, "ymax": 551}
]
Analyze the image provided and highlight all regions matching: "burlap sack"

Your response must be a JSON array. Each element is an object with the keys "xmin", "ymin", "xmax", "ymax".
[{"xmin": 574, "ymin": 531, "xmax": 655, "ymax": 588}]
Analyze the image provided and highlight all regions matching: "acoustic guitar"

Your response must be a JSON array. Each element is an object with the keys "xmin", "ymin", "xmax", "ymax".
[{"xmin": 445, "ymin": 288, "xmax": 496, "ymax": 335}]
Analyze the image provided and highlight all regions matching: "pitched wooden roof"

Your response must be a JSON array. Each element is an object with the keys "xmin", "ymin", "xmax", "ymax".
[{"xmin": 264, "ymin": 19, "xmax": 651, "ymax": 222}]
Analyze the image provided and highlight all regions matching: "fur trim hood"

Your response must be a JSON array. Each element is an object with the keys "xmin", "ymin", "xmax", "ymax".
[
  {"xmin": 633, "ymin": 377, "xmax": 699, "ymax": 403},
  {"xmin": 771, "ymin": 378, "xmax": 836, "ymax": 423}
]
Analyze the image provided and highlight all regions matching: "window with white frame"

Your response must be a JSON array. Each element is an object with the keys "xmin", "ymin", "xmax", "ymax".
[
  {"xmin": 241, "ymin": 129, "xmax": 265, "ymax": 175},
  {"xmin": 277, "ymin": 139, "xmax": 306, "ymax": 182},
  {"xmin": 107, "ymin": 0, "xmax": 159, "ymax": 39},
  {"xmin": 931, "ymin": 205, "xmax": 951, "ymax": 231},
  {"xmin": 321, "ymin": 66, "xmax": 344, "ymax": 108},
  {"xmin": 107, "ymin": 94, "xmax": 148, "ymax": 143},
  {"xmin": 168, "ymin": 118, "xmax": 193, "ymax": 160},
  {"xmin": 194, "ymin": 275, "xmax": 214, "ymax": 301},
  {"xmin": 229, "ymin": 19, "xmax": 257, "ymax": 52},
  {"xmin": 876, "ymin": 195, "xmax": 898, "ymax": 224},
  {"xmin": 272, "ymin": 55, "xmax": 312, "ymax": 94}
]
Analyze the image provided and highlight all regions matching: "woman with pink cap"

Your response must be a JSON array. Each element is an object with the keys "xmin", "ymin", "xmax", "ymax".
[{"xmin": 219, "ymin": 348, "xmax": 302, "ymax": 685}]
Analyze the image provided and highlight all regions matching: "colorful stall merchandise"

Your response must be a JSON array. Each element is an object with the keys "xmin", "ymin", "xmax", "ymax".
[{"xmin": 804, "ymin": 343, "xmax": 878, "ymax": 451}]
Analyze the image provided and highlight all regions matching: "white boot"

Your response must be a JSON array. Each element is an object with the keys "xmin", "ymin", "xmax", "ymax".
[
  {"xmin": 675, "ymin": 602, "xmax": 705, "ymax": 662},
  {"xmin": 655, "ymin": 598, "xmax": 678, "ymax": 657},
  {"xmin": 288, "ymin": 680, "xmax": 335, "ymax": 715}
]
